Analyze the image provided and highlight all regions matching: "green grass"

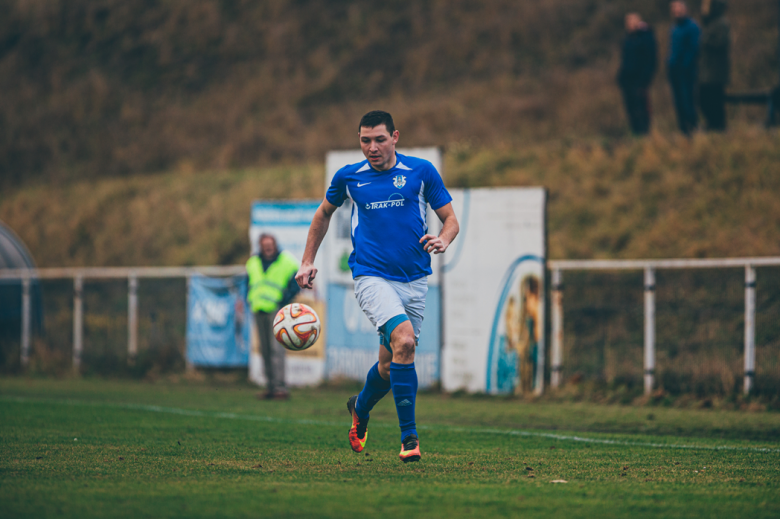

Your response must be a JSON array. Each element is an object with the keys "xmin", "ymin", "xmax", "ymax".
[{"xmin": 2, "ymin": 378, "xmax": 779, "ymax": 518}]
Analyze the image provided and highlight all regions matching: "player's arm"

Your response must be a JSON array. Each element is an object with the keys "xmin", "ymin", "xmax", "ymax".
[
  {"xmin": 420, "ymin": 203, "xmax": 459, "ymax": 255},
  {"xmin": 295, "ymin": 198, "xmax": 338, "ymax": 289}
]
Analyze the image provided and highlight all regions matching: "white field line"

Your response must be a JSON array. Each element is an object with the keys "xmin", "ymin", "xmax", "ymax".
[{"xmin": 2, "ymin": 395, "xmax": 779, "ymax": 454}]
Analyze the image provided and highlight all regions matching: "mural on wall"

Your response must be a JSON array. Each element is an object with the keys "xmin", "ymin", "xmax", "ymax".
[
  {"xmin": 488, "ymin": 260, "xmax": 544, "ymax": 395},
  {"xmin": 442, "ymin": 187, "xmax": 546, "ymax": 395}
]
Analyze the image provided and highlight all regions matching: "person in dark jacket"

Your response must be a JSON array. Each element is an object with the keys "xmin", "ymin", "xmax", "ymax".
[
  {"xmin": 667, "ymin": 1, "xmax": 701, "ymax": 135},
  {"xmin": 699, "ymin": 0, "xmax": 730, "ymax": 131},
  {"xmin": 617, "ymin": 13, "xmax": 658, "ymax": 135}
]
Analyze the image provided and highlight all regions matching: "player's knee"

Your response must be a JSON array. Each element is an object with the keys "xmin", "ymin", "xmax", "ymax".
[{"xmin": 392, "ymin": 334, "xmax": 416, "ymax": 360}]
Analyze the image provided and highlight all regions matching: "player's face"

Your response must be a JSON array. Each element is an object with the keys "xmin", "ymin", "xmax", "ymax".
[{"xmin": 359, "ymin": 124, "xmax": 399, "ymax": 171}]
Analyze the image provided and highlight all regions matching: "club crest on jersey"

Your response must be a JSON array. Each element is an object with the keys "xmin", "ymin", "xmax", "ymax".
[{"xmin": 393, "ymin": 175, "xmax": 406, "ymax": 189}]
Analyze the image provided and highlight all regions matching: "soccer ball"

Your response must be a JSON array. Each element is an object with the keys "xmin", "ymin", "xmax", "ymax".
[{"xmin": 273, "ymin": 303, "xmax": 321, "ymax": 351}]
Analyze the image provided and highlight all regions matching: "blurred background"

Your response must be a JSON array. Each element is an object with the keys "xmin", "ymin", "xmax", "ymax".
[
  {"xmin": 1, "ymin": 0, "xmax": 779, "ymax": 402},
  {"xmin": 1, "ymin": 0, "xmax": 778, "ymax": 187}
]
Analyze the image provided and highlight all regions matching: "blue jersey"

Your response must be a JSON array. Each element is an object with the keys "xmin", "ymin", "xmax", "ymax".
[{"xmin": 326, "ymin": 153, "xmax": 453, "ymax": 282}]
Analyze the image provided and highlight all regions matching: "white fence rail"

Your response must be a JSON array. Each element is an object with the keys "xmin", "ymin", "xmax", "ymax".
[
  {"xmin": 4, "ymin": 257, "xmax": 780, "ymax": 395},
  {"xmin": 547, "ymin": 257, "xmax": 780, "ymax": 396},
  {"xmin": 1, "ymin": 266, "xmax": 244, "ymax": 372}
]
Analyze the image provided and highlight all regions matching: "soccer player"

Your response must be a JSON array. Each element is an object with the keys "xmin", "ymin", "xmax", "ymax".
[{"xmin": 295, "ymin": 110, "xmax": 459, "ymax": 463}]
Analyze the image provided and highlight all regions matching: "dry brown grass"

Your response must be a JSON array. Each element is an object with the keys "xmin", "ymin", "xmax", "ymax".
[
  {"xmin": 448, "ymin": 126, "xmax": 780, "ymax": 260},
  {"xmin": 2, "ymin": 127, "xmax": 779, "ymax": 268},
  {"xmin": 1, "ymin": 0, "xmax": 777, "ymax": 186},
  {"xmin": 0, "ymin": 163, "xmax": 323, "ymax": 267}
]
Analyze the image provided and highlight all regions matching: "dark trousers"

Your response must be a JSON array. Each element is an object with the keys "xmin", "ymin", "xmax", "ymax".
[
  {"xmin": 670, "ymin": 76, "xmax": 698, "ymax": 135},
  {"xmin": 620, "ymin": 86, "xmax": 651, "ymax": 135},
  {"xmin": 254, "ymin": 311, "xmax": 287, "ymax": 394},
  {"xmin": 699, "ymin": 83, "xmax": 727, "ymax": 131}
]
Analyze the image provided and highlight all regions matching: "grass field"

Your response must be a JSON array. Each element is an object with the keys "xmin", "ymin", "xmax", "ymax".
[{"xmin": 2, "ymin": 378, "xmax": 779, "ymax": 518}]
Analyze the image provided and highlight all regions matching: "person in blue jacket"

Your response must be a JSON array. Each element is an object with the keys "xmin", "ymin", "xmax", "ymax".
[{"xmin": 667, "ymin": 1, "xmax": 701, "ymax": 135}]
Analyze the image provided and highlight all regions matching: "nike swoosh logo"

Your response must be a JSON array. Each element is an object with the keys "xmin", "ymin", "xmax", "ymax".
[{"xmin": 357, "ymin": 182, "xmax": 371, "ymax": 187}]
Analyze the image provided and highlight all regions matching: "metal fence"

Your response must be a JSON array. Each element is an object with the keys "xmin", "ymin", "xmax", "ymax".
[
  {"xmin": 2, "ymin": 257, "xmax": 780, "ymax": 397},
  {"xmin": 548, "ymin": 257, "xmax": 780, "ymax": 397},
  {"xmin": 0, "ymin": 266, "xmax": 244, "ymax": 373}
]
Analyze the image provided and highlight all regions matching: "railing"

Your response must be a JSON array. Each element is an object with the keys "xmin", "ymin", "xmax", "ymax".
[
  {"xmin": 4, "ymin": 258, "xmax": 780, "ymax": 395},
  {"xmin": 0, "ymin": 266, "xmax": 244, "ymax": 371},
  {"xmin": 547, "ymin": 257, "xmax": 780, "ymax": 396}
]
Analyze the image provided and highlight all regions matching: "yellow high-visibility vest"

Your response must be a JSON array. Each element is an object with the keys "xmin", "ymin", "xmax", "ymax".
[{"xmin": 245, "ymin": 251, "xmax": 299, "ymax": 313}]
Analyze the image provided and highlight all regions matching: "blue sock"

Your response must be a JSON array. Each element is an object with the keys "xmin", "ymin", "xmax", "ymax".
[
  {"xmin": 355, "ymin": 362, "xmax": 391, "ymax": 420},
  {"xmin": 389, "ymin": 362, "xmax": 418, "ymax": 441}
]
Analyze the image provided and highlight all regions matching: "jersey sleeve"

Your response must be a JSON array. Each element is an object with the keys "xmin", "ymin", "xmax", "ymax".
[
  {"xmin": 423, "ymin": 163, "xmax": 452, "ymax": 210},
  {"xmin": 326, "ymin": 168, "xmax": 349, "ymax": 207}
]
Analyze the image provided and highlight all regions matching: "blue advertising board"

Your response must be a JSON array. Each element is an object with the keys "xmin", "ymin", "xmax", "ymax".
[{"xmin": 186, "ymin": 275, "xmax": 252, "ymax": 367}]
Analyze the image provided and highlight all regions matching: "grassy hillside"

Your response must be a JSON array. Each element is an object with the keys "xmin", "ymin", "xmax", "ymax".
[
  {"xmin": 2, "ymin": 128, "xmax": 780, "ymax": 268},
  {"xmin": 0, "ymin": 164, "xmax": 323, "ymax": 267},
  {"xmin": 448, "ymin": 127, "xmax": 780, "ymax": 260},
  {"xmin": 1, "ymin": 0, "xmax": 777, "ymax": 187}
]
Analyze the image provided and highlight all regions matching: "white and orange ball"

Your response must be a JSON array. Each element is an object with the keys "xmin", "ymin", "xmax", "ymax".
[{"xmin": 273, "ymin": 303, "xmax": 321, "ymax": 351}]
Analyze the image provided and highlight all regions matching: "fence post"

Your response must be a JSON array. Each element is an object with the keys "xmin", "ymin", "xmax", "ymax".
[
  {"xmin": 73, "ymin": 275, "xmax": 84, "ymax": 372},
  {"xmin": 21, "ymin": 274, "xmax": 31, "ymax": 367},
  {"xmin": 185, "ymin": 275, "xmax": 194, "ymax": 372},
  {"xmin": 644, "ymin": 266, "xmax": 655, "ymax": 395},
  {"xmin": 744, "ymin": 265, "xmax": 756, "ymax": 394},
  {"xmin": 128, "ymin": 274, "xmax": 138, "ymax": 364},
  {"xmin": 551, "ymin": 268, "xmax": 563, "ymax": 389}
]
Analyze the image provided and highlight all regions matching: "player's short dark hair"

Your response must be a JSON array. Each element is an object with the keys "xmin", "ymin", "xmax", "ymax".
[{"xmin": 358, "ymin": 110, "xmax": 395, "ymax": 135}]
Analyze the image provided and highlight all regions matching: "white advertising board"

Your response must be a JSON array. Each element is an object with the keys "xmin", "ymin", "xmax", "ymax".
[
  {"xmin": 323, "ymin": 148, "xmax": 443, "ymax": 387},
  {"xmin": 248, "ymin": 200, "xmax": 327, "ymax": 387},
  {"xmin": 441, "ymin": 187, "xmax": 546, "ymax": 395}
]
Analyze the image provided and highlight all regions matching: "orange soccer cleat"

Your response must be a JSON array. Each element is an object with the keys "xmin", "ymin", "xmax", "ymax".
[
  {"xmin": 399, "ymin": 434, "xmax": 421, "ymax": 463},
  {"xmin": 346, "ymin": 395, "xmax": 369, "ymax": 453}
]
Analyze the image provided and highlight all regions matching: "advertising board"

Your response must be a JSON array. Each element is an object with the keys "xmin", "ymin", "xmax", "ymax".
[
  {"xmin": 441, "ymin": 187, "xmax": 546, "ymax": 395},
  {"xmin": 186, "ymin": 275, "xmax": 251, "ymax": 367}
]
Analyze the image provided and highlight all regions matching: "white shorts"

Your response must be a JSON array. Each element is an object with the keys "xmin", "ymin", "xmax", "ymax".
[{"xmin": 353, "ymin": 275, "xmax": 428, "ymax": 343}]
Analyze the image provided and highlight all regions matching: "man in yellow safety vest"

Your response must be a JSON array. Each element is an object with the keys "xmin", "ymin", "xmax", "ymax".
[{"xmin": 246, "ymin": 233, "xmax": 300, "ymax": 399}]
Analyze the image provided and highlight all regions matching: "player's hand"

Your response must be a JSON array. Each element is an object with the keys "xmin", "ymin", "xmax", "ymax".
[
  {"xmin": 295, "ymin": 263, "xmax": 317, "ymax": 289},
  {"xmin": 419, "ymin": 234, "xmax": 450, "ymax": 255}
]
